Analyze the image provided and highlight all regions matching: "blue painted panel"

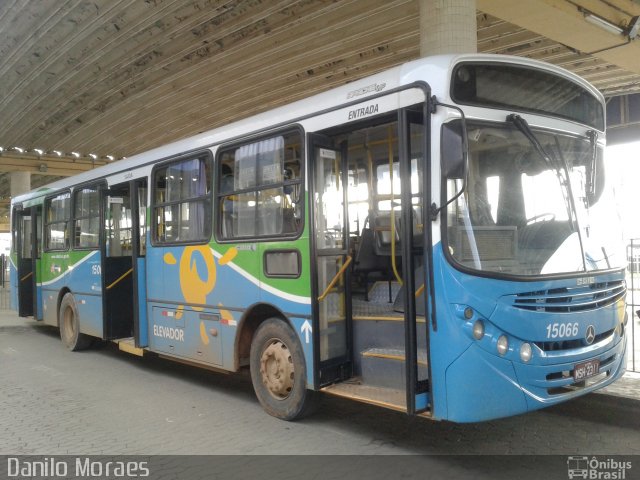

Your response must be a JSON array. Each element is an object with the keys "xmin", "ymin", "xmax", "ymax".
[
  {"xmin": 66, "ymin": 251, "xmax": 102, "ymax": 296},
  {"xmin": 74, "ymin": 294, "xmax": 104, "ymax": 338},
  {"xmin": 429, "ymin": 243, "xmax": 628, "ymax": 422},
  {"xmin": 148, "ymin": 304, "xmax": 222, "ymax": 366},
  {"xmin": 35, "ymin": 285, "xmax": 43, "ymax": 320},
  {"xmin": 137, "ymin": 257, "xmax": 148, "ymax": 347},
  {"xmin": 144, "ymin": 243, "xmax": 313, "ymax": 376},
  {"xmin": 145, "ymin": 245, "xmax": 166, "ymax": 302},
  {"xmin": 287, "ymin": 317, "xmax": 314, "ymax": 387},
  {"xmin": 9, "ymin": 259, "xmax": 17, "ymax": 311},
  {"xmin": 445, "ymin": 344, "xmax": 528, "ymax": 422},
  {"xmin": 41, "ymin": 288, "xmax": 58, "ymax": 325},
  {"xmin": 415, "ymin": 392, "xmax": 429, "ymax": 411},
  {"xmin": 513, "ymin": 337, "xmax": 626, "ymax": 412},
  {"xmin": 39, "ymin": 251, "xmax": 102, "ymax": 328},
  {"xmin": 34, "ymin": 259, "xmax": 43, "ymax": 321},
  {"xmin": 257, "ymin": 243, "xmax": 313, "ymax": 386}
]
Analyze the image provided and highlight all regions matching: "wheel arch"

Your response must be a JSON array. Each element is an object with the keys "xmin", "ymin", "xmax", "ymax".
[{"xmin": 234, "ymin": 302, "xmax": 293, "ymax": 371}]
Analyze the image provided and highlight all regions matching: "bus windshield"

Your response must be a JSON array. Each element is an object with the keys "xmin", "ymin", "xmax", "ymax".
[{"xmin": 444, "ymin": 120, "xmax": 625, "ymax": 277}]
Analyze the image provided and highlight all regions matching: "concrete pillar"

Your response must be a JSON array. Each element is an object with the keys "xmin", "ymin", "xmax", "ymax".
[
  {"xmin": 419, "ymin": 0, "xmax": 478, "ymax": 56},
  {"xmin": 10, "ymin": 171, "xmax": 31, "ymax": 199}
]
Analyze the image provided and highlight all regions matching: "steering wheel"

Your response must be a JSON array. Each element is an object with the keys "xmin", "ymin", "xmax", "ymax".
[{"xmin": 525, "ymin": 213, "xmax": 555, "ymax": 225}]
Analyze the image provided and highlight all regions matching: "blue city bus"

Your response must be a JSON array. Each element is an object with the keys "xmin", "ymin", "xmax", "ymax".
[{"xmin": 10, "ymin": 53, "xmax": 627, "ymax": 422}]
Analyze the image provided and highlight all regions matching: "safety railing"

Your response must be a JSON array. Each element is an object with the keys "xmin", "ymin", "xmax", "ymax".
[{"xmin": 626, "ymin": 239, "xmax": 640, "ymax": 372}]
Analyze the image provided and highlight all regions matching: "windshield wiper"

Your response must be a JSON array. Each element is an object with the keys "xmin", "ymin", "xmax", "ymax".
[
  {"xmin": 506, "ymin": 113, "xmax": 575, "ymax": 227},
  {"xmin": 507, "ymin": 114, "xmax": 555, "ymax": 167},
  {"xmin": 507, "ymin": 114, "xmax": 568, "ymax": 175},
  {"xmin": 586, "ymin": 129, "xmax": 598, "ymax": 200},
  {"xmin": 507, "ymin": 113, "xmax": 587, "ymax": 271}
]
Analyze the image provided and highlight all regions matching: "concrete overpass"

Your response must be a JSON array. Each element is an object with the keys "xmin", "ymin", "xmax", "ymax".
[{"xmin": 1, "ymin": 0, "xmax": 639, "ymax": 231}]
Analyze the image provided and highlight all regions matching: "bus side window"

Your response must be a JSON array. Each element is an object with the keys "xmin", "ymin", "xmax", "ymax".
[
  {"xmin": 153, "ymin": 155, "xmax": 212, "ymax": 244},
  {"xmin": 45, "ymin": 192, "xmax": 71, "ymax": 251},
  {"xmin": 218, "ymin": 130, "xmax": 302, "ymax": 240},
  {"xmin": 21, "ymin": 216, "xmax": 33, "ymax": 259},
  {"xmin": 73, "ymin": 185, "xmax": 100, "ymax": 249},
  {"xmin": 138, "ymin": 186, "xmax": 147, "ymax": 256}
]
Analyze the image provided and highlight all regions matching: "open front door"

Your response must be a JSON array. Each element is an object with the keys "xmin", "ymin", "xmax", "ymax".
[
  {"xmin": 310, "ymin": 134, "xmax": 352, "ymax": 386},
  {"xmin": 309, "ymin": 102, "xmax": 432, "ymax": 414},
  {"xmin": 16, "ymin": 206, "xmax": 37, "ymax": 318},
  {"xmin": 398, "ymin": 108, "xmax": 431, "ymax": 414}
]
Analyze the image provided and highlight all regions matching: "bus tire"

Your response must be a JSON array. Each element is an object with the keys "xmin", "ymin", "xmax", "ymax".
[
  {"xmin": 59, "ymin": 293, "xmax": 92, "ymax": 351},
  {"xmin": 250, "ymin": 318, "xmax": 316, "ymax": 420}
]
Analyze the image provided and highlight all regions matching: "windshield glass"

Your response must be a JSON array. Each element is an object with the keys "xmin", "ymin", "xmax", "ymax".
[{"xmin": 444, "ymin": 120, "xmax": 625, "ymax": 277}]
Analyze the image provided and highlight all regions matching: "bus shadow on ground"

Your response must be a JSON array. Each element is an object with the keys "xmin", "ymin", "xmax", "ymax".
[
  {"xmin": 28, "ymin": 321, "xmax": 258, "ymax": 402},
  {"xmin": 307, "ymin": 389, "xmax": 640, "ymax": 455}
]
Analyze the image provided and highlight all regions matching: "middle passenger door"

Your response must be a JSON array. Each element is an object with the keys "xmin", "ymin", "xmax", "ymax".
[{"xmin": 309, "ymin": 134, "xmax": 352, "ymax": 386}]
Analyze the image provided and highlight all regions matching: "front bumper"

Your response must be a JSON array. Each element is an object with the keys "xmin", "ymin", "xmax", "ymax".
[{"xmin": 444, "ymin": 331, "xmax": 626, "ymax": 422}]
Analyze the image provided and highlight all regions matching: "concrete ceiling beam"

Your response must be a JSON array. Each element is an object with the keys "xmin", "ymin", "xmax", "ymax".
[
  {"xmin": 478, "ymin": 0, "xmax": 640, "ymax": 75},
  {"xmin": 0, "ymin": 154, "xmax": 106, "ymax": 177}
]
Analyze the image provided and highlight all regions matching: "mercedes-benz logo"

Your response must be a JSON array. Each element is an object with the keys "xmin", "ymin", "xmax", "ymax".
[{"xmin": 585, "ymin": 325, "xmax": 596, "ymax": 345}]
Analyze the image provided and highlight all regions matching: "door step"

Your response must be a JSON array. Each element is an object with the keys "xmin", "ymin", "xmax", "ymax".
[
  {"xmin": 360, "ymin": 347, "xmax": 428, "ymax": 390},
  {"xmin": 321, "ymin": 379, "xmax": 406, "ymax": 412},
  {"xmin": 362, "ymin": 347, "xmax": 429, "ymax": 364},
  {"xmin": 115, "ymin": 337, "xmax": 144, "ymax": 357}
]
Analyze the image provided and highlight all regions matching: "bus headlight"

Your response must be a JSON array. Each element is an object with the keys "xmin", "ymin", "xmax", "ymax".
[
  {"xmin": 472, "ymin": 320, "xmax": 484, "ymax": 340},
  {"xmin": 520, "ymin": 343, "xmax": 532, "ymax": 363},
  {"xmin": 497, "ymin": 335, "xmax": 509, "ymax": 355}
]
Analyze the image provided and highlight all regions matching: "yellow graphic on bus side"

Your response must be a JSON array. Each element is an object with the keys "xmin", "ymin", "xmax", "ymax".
[{"xmin": 163, "ymin": 246, "xmax": 239, "ymax": 343}]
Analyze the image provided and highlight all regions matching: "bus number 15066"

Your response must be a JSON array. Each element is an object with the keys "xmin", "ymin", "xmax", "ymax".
[{"xmin": 546, "ymin": 322, "xmax": 579, "ymax": 339}]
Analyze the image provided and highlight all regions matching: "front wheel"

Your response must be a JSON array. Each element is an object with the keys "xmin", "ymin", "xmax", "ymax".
[
  {"xmin": 250, "ymin": 318, "xmax": 316, "ymax": 420},
  {"xmin": 59, "ymin": 293, "xmax": 92, "ymax": 351}
]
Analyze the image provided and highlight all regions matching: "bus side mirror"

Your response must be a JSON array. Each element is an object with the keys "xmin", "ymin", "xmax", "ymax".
[
  {"xmin": 440, "ymin": 120, "xmax": 469, "ymax": 210},
  {"xmin": 430, "ymin": 100, "xmax": 469, "ymax": 220},
  {"xmin": 441, "ymin": 121, "xmax": 467, "ymax": 179}
]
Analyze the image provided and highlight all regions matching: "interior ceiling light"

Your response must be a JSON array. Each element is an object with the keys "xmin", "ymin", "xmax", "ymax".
[
  {"xmin": 628, "ymin": 16, "xmax": 640, "ymax": 39},
  {"xmin": 584, "ymin": 12, "xmax": 624, "ymax": 35},
  {"xmin": 0, "ymin": 146, "xmax": 115, "ymax": 161}
]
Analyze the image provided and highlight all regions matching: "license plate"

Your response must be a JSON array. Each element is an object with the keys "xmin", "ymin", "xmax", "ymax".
[{"xmin": 573, "ymin": 359, "xmax": 600, "ymax": 381}]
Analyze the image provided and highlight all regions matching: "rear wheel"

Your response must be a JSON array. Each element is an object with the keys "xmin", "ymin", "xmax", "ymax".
[
  {"xmin": 59, "ymin": 293, "xmax": 92, "ymax": 351},
  {"xmin": 250, "ymin": 318, "xmax": 316, "ymax": 420}
]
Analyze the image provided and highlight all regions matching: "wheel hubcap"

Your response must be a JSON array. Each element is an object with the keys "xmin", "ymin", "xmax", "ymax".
[{"xmin": 260, "ymin": 339, "xmax": 294, "ymax": 400}]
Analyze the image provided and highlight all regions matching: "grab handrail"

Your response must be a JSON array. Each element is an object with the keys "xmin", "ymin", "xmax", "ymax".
[
  {"xmin": 317, "ymin": 256, "xmax": 353, "ymax": 302},
  {"xmin": 106, "ymin": 268, "xmax": 133, "ymax": 290}
]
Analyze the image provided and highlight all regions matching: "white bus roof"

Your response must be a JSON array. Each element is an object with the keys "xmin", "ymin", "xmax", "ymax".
[{"xmin": 12, "ymin": 53, "xmax": 602, "ymax": 205}]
